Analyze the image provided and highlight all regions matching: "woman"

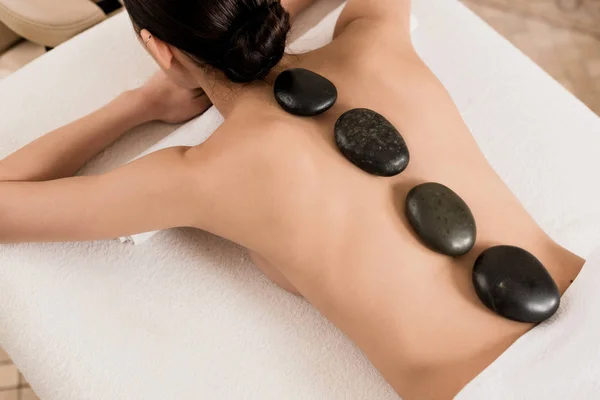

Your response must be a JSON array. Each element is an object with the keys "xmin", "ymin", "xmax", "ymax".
[{"xmin": 0, "ymin": 0, "xmax": 584, "ymax": 398}]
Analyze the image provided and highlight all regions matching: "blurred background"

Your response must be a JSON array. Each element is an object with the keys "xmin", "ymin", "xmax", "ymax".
[{"xmin": 461, "ymin": 0, "xmax": 600, "ymax": 115}]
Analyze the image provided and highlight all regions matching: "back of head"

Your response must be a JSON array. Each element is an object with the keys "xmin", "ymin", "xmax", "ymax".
[{"xmin": 123, "ymin": 0, "xmax": 291, "ymax": 83}]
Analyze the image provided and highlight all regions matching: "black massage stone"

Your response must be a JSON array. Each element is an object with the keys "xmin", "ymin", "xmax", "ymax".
[
  {"xmin": 274, "ymin": 68, "xmax": 338, "ymax": 116},
  {"xmin": 334, "ymin": 108, "xmax": 409, "ymax": 176},
  {"xmin": 472, "ymin": 245, "xmax": 560, "ymax": 323},
  {"xmin": 405, "ymin": 182, "xmax": 476, "ymax": 256}
]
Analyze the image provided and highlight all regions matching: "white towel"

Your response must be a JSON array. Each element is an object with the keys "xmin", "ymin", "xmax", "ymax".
[
  {"xmin": 118, "ymin": 106, "xmax": 224, "ymax": 243},
  {"xmin": 119, "ymin": 7, "xmax": 419, "ymax": 244}
]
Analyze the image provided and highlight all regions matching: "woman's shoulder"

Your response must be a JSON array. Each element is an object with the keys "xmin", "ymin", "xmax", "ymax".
[
  {"xmin": 305, "ymin": 20, "xmax": 418, "ymax": 82},
  {"xmin": 186, "ymin": 111, "xmax": 316, "ymax": 174},
  {"xmin": 182, "ymin": 112, "xmax": 323, "ymax": 248}
]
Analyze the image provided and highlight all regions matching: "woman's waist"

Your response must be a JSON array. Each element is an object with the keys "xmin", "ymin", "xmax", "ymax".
[
  {"xmin": 291, "ymin": 219, "xmax": 582, "ymax": 398},
  {"xmin": 290, "ymin": 243, "xmax": 512, "ymax": 395}
]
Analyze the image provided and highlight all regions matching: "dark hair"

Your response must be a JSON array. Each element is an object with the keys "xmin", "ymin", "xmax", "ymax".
[{"xmin": 123, "ymin": 0, "xmax": 291, "ymax": 83}]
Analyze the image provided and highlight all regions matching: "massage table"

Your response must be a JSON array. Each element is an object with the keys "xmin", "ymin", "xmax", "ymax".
[{"xmin": 1, "ymin": 0, "xmax": 600, "ymax": 398}]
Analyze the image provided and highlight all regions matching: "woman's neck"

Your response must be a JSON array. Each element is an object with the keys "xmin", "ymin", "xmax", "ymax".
[{"xmin": 196, "ymin": 55, "xmax": 294, "ymax": 118}]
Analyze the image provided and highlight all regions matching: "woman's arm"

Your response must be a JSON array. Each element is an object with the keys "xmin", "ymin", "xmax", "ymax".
[
  {"xmin": 0, "ymin": 72, "xmax": 212, "ymax": 243},
  {"xmin": 0, "ymin": 92, "xmax": 143, "ymax": 182},
  {"xmin": 0, "ymin": 148, "xmax": 201, "ymax": 243},
  {"xmin": 0, "ymin": 72, "xmax": 209, "ymax": 182}
]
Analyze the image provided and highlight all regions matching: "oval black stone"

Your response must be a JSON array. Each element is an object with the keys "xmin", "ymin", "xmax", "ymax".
[
  {"xmin": 274, "ymin": 68, "xmax": 338, "ymax": 116},
  {"xmin": 334, "ymin": 108, "xmax": 409, "ymax": 176},
  {"xmin": 405, "ymin": 182, "xmax": 476, "ymax": 256},
  {"xmin": 472, "ymin": 245, "xmax": 560, "ymax": 323}
]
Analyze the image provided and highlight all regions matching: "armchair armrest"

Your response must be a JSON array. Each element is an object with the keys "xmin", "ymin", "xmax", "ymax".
[
  {"xmin": 0, "ymin": 0, "xmax": 105, "ymax": 48},
  {"xmin": 0, "ymin": 20, "xmax": 20, "ymax": 53}
]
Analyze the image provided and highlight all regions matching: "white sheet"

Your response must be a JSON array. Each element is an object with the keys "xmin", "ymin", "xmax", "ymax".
[{"xmin": 1, "ymin": 0, "xmax": 600, "ymax": 399}]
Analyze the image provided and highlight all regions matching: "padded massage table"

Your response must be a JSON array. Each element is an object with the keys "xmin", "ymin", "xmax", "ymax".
[{"xmin": 1, "ymin": 0, "xmax": 600, "ymax": 398}]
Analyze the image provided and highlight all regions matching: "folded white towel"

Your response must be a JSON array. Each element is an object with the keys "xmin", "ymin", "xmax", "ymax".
[
  {"xmin": 120, "ymin": 7, "xmax": 418, "ymax": 244},
  {"xmin": 118, "ymin": 106, "xmax": 224, "ymax": 243}
]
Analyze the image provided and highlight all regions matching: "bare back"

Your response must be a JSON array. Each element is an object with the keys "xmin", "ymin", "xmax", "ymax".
[{"xmin": 183, "ymin": 13, "xmax": 585, "ymax": 400}]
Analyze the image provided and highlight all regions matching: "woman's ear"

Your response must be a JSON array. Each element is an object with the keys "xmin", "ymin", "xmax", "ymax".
[{"xmin": 140, "ymin": 28, "xmax": 174, "ymax": 70}]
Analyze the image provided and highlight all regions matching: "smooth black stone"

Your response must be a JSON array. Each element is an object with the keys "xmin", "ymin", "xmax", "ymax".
[
  {"xmin": 472, "ymin": 245, "xmax": 560, "ymax": 323},
  {"xmin": 405, "ymin": 182, "xmax": 476, "ymax": 256},
  {"xmin": 274, "ymin": 68, "xmax": 338, "ymax": 116},
  {"xmin": 334, "ymin": 108, "xmax": 409, "ymax": 176}
]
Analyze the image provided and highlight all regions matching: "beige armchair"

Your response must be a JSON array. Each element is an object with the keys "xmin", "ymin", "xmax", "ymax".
[
  {"xmin": 0, "ymin": 20, "xmax": 19, "ymax": 53},
  {"xmin": 0, "ymin": 0, "xmax": 121, "ymax": 49}
]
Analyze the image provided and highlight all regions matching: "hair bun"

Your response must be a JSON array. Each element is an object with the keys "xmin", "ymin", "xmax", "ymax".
[{"xmin": 221, "ymin": 1, "xmax": 290, "ymax": 83}]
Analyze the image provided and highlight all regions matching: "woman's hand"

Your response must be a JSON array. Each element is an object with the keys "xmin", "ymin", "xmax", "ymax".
[{"xmin": 138, "ymin": 71, "xmax": 212, "ymax": 124}]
